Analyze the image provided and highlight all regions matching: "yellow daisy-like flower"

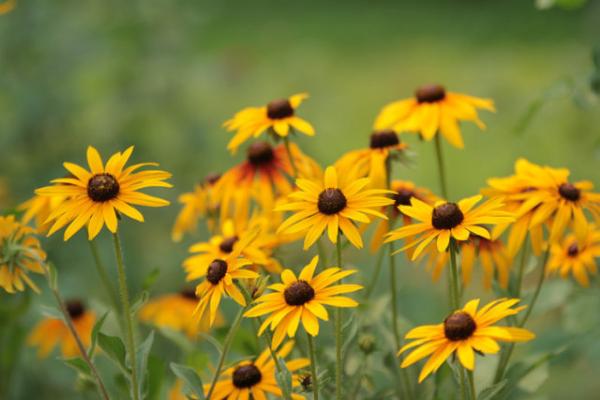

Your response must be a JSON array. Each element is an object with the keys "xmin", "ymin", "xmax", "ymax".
[
  {"xmin": 139, "ymin": 288, "xmax": 224, "ymax": 338},
  {"xmin": 172, "ymin": 173, "xmax": 221, "ymax": 242},
  {"xmin": 374, "ymin": 84, "xmax": 495, "ymax": 148},
  {"xmin": 245, "ymin": 255, "xmax": 362, "ymax": 348},
  {"xmin": 202, "ymin": 341, "xmax": 309, "ymax": 400},
  {"xmin": 18, "ymin": 192, "xmax": 67, "ymax": 233},
  {"xmin": 192, "ymin": 232, "xmax": 259, "ymax": 326},
  {"xmin": 36, "ymin": 146, "xmax": 172, "ymax": 241},
  {"xmin": 399, "ymin": 298, "xmax": 534, "ymax": 383},
  {"xmin": 335, "ymin": 129, "xmax": 408, "ymax": 189},
  {"xmin": 27, "ymin": 300, "xmax": 96, "ymax": 358},
  {"xmin": 224, "ymin": 93, "xmax": 315, "ymax": 153},
  {"xmin": 276, "ymin": 166, "xmax": 394, "ymax": 249},
  {"xmin": 386, "ymin": 195, "xmax": 514, "ymax": 260},
  {"xmin": 547, "ymin": 226, "xmax": 600, "ymax": 287},
  {"xmin": 0, "ymin": 215, "xmax": 46, "ymax": 294}
]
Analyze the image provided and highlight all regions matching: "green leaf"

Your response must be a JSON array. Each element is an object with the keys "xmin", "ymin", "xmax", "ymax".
[
  {"xmin": 47, "ymin": 262, "xmax": 58, "ymax": 290},
  {"xmin": 98, "ymin": 332, "xmax": 128, "ymax": 373},
  {"xmin": 39, "ymin": 304, "xmax": 63, "ymax": 320},
  {"xmin": 170, "ymin": 362, "xmax": 206, "ymax": 400},
  {"xmin": 477, "ymin": 380, "xmax": 507, "ymax": 400},
  {"xmin": 63, "ymin": 357, "xmax": 92, "ymax": 378},
  {"xmin": 274, "ymin": 356, "xmax": 293, "ymax": 399},
  {"xmin": 142, "ymin": 268, "xmax": 161, "ymax": 291},
  {"xmin": 88, "ymin": 311, "xmax": 109, "ymax": 358},
  {"xmin": 130, "ymin": 290, "xmax": 149, "ymax": 316},
  {"xmin": 135, "ymin": 330, "xmax": 155, "ymax": 400}
]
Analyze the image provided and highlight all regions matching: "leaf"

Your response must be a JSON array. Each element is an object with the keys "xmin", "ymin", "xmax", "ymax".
[
  {"xmin": 39, "ymin": 304, "xmax": 63, "ymax": 319},
  {"xmin": 88, "ymin": 311, "xmax": 109, "ymax": 358},
  {"xmin": 98, "ymin": 332, "xmax": 128, "ymax": 373},
  {"xmin": 130, "ymin": 290, "xmax": 149, "ymax": 316},
  {"xmin": 477, "ymin": 380, "xmax": 507, "ymax": 400},
  {"xmin": 135, "ymin": 330, "xmax": 155, "ymax": 400},
  {"xmin": 274, "ymin": 357, "xmax": 293, "ymax": 399},
  {"xmin": 47, "ymin": 262, "xmax": 58, "ymax": 290},
  {"xmin": 170, "ymin": 363, "xmax": 206, "ymax": 400},
  {"xmin": 142, "ymin": 268, "xmax": 161, "ymax": 291},
  {"xmin": 63, "ymin": 357, "xmax": 92, "ymax": 378}
]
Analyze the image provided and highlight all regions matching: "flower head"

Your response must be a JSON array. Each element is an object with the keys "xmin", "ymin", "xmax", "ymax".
[
  {"xmin": 224, "ymin": 93, "xmax": 315, "ymax": 153},
  {"xmin": 277, "ymin": 166, "xmax": 394, "ymax": 249},
  {"xmin": 37, "ymin": 146, "xmax": 172, "ymax": 241},
  {"xmin": 245, "ymin": 256, "xmax": 362, "ymax": 348},
  {"xmin": 0, "ymin": 215, "xmax": 46, "ymax": 294},
  {"xmin": 548, "ymin": 226, "xmax": 600, "ymax": 287},
  {"xmin": 18, "ymin": 192, "xmax": 67, "ymax": 233},
  {"xmin": 374, "ymin": 84, "xmax": 495, "ymax": 148},
  {"xmin": 399, "ymin": 298, "xmax": 534, "ymax": 382}
]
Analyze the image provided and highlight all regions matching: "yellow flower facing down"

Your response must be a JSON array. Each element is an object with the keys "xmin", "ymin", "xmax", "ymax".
[
  {"xmin": 37, "ymin": 146, "xmax": 172, "ymax": 241},
  {"xmin": 276, "ymin": 166, "xmax": 394, "ymax": 249},
  {"xmin": 224, "ymin": 93, "xmax": 315, "ymax": 153},
  {"xmin": 202, "ymin": 341, "xmax": 309, "ymax": 400},
  {"xmin": 28, "ymin": 300, "xmax": 96, "ymax": 358},
  {"xmin": 0, "ymin": 215, "xmax": 46, "ymax": 294},
  {"xmin": 399, "ymin": 298, "xmax": 534, "ymax": 383},
  {"xmin": 245, "ymin": 255, "xmax": 362, "ymax": 348},
  {"xmin": 374, "ymin": 84, "xmax": 495, "ymax": 148},
  {"xmin": 548, "ymin": 226, "xmax": 600, "ymax": 287},
  {"xmin": 386, "ymin": 195, "xmax": 514, "ymax": 260},
  {"xmin": 139, "ymin": 288, "xmax": 224, "ymax": 338}
]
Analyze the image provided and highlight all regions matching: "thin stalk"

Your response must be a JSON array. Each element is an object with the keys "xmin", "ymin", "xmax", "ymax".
[
  {"xmin": 112, "ymin": 233, "xmax": 139, "ymax": 400},
  {"xmin": 283, "ymin": 136, "xmax": 299, "ymax": 179},
  {"xmin": 449, "ymin": 241, "xmax": 461, "ymax": 311},
  {"xmin": 363, "ymin": 246, "xmax": 386, "ymax": 300},
  {"xmin": 458, "ymin": 365, "xmax": 468, "ymax": 400},
  {"xmin": 467, "ymin": 370, "xmax": 476, "ymax": 400},
  {"xmin": 206, "ymin": 307, "xmax": 245, "ymax": 399},
  {"xmin": 514, "ymin": 235, "xmax": 529, "ymax": 297},
  {"xmin": 89, "ymin": 240, "xmax": 120, "ymax": 313},
  {"xmin": 433, "ymin": 134, "xmax": 449, "ymax": 199},
  {"xmin": 334, "ymin": 239, "xmax": 343, "ymax": 400},
  {"xmin": 306, "ymin": 332, "xmax": 320, "ymax": 400},
  {"xmin": 317, "ymin": 237, "xmax": 328, "ymax": 267}
]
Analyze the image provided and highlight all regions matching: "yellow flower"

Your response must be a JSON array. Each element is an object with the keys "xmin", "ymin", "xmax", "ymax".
[
  {"xmin": 36, "ymin": 146, "xmax": 172, "ymax": 241},
  {"xmin": 334, "ymin": 129, "xmax": 408, "ymax": 189},
  {"xmin": 27, "ymin": 300, "xmax": 96, "ymax": 358},
  {"xmin": 386, "ymin": 195, "xmax": 513, "ymax": 259},
  {"xmin": 139, "ymin": 289, "xmax": 224, "ymax": 338},
  {"xmin": 548, "ymin": 226, "xmax": 600, "ymax": 287},
  {"xmin": 399, "ymin": 298, "xmax": 534, "ymax": 383},
  {"xmin": 245, "ymin": 256, "xmax": 362, "ymax": 348},
  {"xmin": 172, "ymin": 173, "xmax": 221, "ymax": 242},
  {"xmin": 18, "ymin": 193, "xmax": 67, "ymax": 233},
  {"xmin": 224, "ymin": 93, "xmax": 315, "ymax": 153},
  {"xmin": 276, "ymin": 166, "xmax": 393, "ymax": 249},
  {"xmin": 192, "ymin": 233, "xmax": 259, "ymax": 326},
  {"xmin": 374, "ymin": 84, "xmax": 495, "ymax": 148},
  {"xmin": 0, "ymin": 215, "xmax": 46, "ymax": 294},
  {"xmin": 0, "ymin": 0, "xmax": 15, "ymax": 15}
]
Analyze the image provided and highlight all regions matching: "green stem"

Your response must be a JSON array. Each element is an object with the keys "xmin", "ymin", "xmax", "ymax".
[
  {"xmin": 283, "ymin": 136, "xmax": 299, "ymax": 179},
  {"xmin": 306, "ymin": 331, "xmax": 320, "ymax": 400},
  {"xmin": 458, "ymin": 365, "xmax": 468, "ymax": 400},
  {"xmin": 449, "ymin": 241, "xmax": 461, "ymax": 311},
  {"xmin": 317, "ymin": 237, "xmax": 328, "ymax": 267},
  {"xmin": 335, "ymin": 238, "xmax": 343, "ymax": 400},
  {"xmin": 514, "ymin": 235, "xmax": 529, "ymax": 298},
  {"xmin": 112, "ymin": 233, "xmax": 139, "ymax": 400},
  {"xmin": 206, "ymin": 307, "xmax": 245, "ymax": 399},
  {"xmin": 433, "ymin": 134, "xmax": 449, "ymax": 199},
  {"xmin": 467, "ymin": 370, "xmax": 476, "ymax": 400},
  {"xmin": 363, "ymin": 246, "xmax": 386, "ymax": 300},
  {"xmin": 89, "ymin": 240, "xmax": 120, "ymax": 313}
]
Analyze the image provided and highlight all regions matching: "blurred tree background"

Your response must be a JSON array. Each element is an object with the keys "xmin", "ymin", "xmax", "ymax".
[{"xmin": 1, "ymin": 0, "xmax": 599, "ymax": 399}]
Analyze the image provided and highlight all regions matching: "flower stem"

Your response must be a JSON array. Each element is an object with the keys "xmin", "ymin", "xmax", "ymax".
[
  {"xmin": 306, "ymin": 331, "xmax": 320, "ymax": 400},
  {"xmin": 283, "ymin": 136, "xmax": 299, "ymax": 179},
  {"xmin": 363, "ymin": 245, "xmax": 386, "ymax": 300},
  {"xmin": 458, "ymin": 365, "xmax": 468, "ymax": 400},
  {"xmin": 335, "ymin": 238, "xmax": 343, "ymax": 400},
  {"xmin": 433, "ymin": 134, "xmax": 449, "ymax": 199},
  {"xmin": 112, "ymin": 233, "xmax": 139, "ymax": 400},
  {"xmin": 89, "ymin": 240, "xmax": 120, "ymax": 314},
  {"xmin": 513, "ymin": 235, "xmax": 529, "ymax": 298},
  {"xmin": 449, "ymin": 241, "xmax": 461, "ymax": 311},
  {"xmin": 467, "ymin": 370, "xmax": 476, "ymax": 400},
  {"xmin": 206, "ymin": 307, "xmax": 245, "ymax": 399}
]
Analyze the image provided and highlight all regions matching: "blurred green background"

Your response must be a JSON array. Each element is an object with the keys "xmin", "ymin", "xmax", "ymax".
[{"xmin": 1, "ymin": 0, "xmax": 600, "ymax": 399}]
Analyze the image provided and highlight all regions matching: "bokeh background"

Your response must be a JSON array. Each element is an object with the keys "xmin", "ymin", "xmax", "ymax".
[{"xmin": 1, "ymin": 0, "xmax": 600, "ymax": 399}]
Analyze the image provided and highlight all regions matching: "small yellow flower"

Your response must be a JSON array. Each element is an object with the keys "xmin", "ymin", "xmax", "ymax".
[
  {"xmin": 245, "ymin": 256, "xmax": 362, "ymax": 348},
  {"xmin": 547, "ymin": 226, "xmax": 600, "ymax": 287},
  {"xmin": 27, "ymin": 300, "xmax": 96, "ymax": 358},
  {"xmin": 399, "ymin": 298, "xmax": 534, "ymax": 383},
  {"xmin": 0, "ymin": 215, "xmax": 46, "ymax": 294},
  {"xmin": 37, "ymin": 146, "xmax": 172, "ymax": 241},
  {"xmin": 18, "ymin": 192, "xmax": 67, "ymax": 233},
  {"xmin": 224, "ymin": 93, "xmax": 315, "ymax": 153},
  {"xmin": 374, "ymin": 84, "xmax": 495, "ymax": 148}
]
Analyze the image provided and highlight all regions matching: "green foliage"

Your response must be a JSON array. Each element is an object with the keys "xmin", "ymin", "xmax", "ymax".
[
  {"xmin": 170, "ymin": 362, "xmax": 206, "ymax": 400},
  {"xmin": 98, "ymin": 332, "xmax": 129, "ymax": 374}
]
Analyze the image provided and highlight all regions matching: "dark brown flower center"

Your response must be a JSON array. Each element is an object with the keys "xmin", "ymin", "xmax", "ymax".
[
  {"xmin": 247, "ymin": 142, "xmax": 275, "ymax": 166},
  {"xmin": 317, "ymin": 188, "xmax": 347, "ymax": 215},
  {"xmin": 369, "ymin": 129, "xmax": 400, "ymax": 149},
  {"xmin": 415, "ymin": 84, "xmax": 446, "ymax": 103},
  {"xmin": 394, "ymin": 188, "xmax": 416, "ymax": 208},
  {"xmin": 567, "ymin": 243, "xmax": 579, "ymax": 257},
  {"xmin": 431, "ymin": 202, "xmax": 464, "ymax": 230},
  {"xmin": 87, "ymin": 173, "xmax": 120, "ymax": 202},
  {"xmin": 206, "ymin": 259, "xmax": 228, "ymax": 285},
  {"xmin": 180, "ymin": 287, "xmax": 197, "ymax": 300},
  {"xmin": 204, "ymin": 173, "xmax": 221, "ymax": 186},
  {"xmin": 232, "ymin": 364, "xmax": 262, "ymax": 388},
  {"xmin": 444, "ymin": 312, "xmax": 476, "ymax": 341},
  {"xmin": 284, "ymin": 280, "xmax": 315, "ymax": 306},
  {"xmin": 219, "ymin": 236, "xmax": 238, "ymax": 253},
  {"xmin": 558, "ymin": 183, "xmax": 580, "ymax": 202},
  {"xmin": 266, "ymin": 98, "xmax": 294, "ymax": 119},
  {"xmin": 65, "ymin": 300, "xmax": 85, "ymax": 320}
]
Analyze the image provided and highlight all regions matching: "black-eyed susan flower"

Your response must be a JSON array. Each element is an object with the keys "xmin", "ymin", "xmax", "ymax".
[
  {"xmin": 335, "ymin": 129, "xmax": 408, "ymax": 189},
  {"xmin": 399, "ymin": 298, "xmax": 534, "ymax": 383},
  {"xmin": 386, "ymin": 195, "xmax": 513, "ymax": 259},
  {"xmin": 276, "ymin": 166, "xmax": 394, "ymax": 249},
  {"xmin": 224, "ymin": 93, "xmax": 315, "ymax": 153},
  {"xmin": 139, "ymin": 288, "xmax": 224, "ymax": 338},
  {"xmin": 37, "ymin": 146, "xmax": 172, "ymax": 241},
  {"xmin": 245, "ymin": 256, "xmax": 362, "ymax": 348},
  {"xmin": 27, "ymin": 299, "xmax": 96, "ymax": 358},
  {"xmin": 18, "ymin": 192, "xmax": 67, "ymax": 233},
  {"xmin": 374, "ymin": 84, "xmax": 495, "ymax": 148},
  {"xmin": 172, "ymin": 173, "xmax": 221, "ymax": 242},
  {"xmin": 547, "ymin": 226, "xmax": 600, "ymax": 287},
  {"xmin": 460, "ymin": 237, "xmax": 511, "ymax": 289},
  {"xmin": 0, "ymin": 215, "xmax": 46, "ymax": 294}
]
